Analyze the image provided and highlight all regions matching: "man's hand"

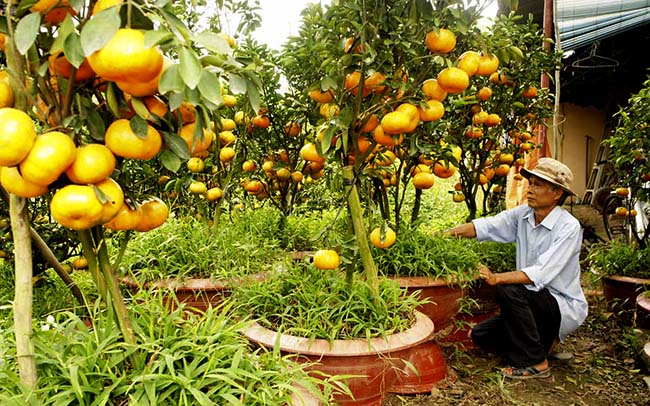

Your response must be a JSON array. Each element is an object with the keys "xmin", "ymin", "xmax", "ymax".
[{"xmin": 478, "ymin": 264, "xmax": 498, "ymax": 286}]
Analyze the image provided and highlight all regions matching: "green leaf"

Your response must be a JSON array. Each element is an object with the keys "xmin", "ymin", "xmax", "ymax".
[
  {"xmin": 229, "ymin": 74, "xmax": 246, "ymax": 94},
  {"xmin": 131, "ymin": 97, "xmax": 152, "ymax": 121},
  {"xmin": 106, "ymin": 83, "xmax": 120, "ymax": 118},
  {"xmin": 193, "ymin": 31, "xmax": 232, "ymax": 55},
  {"xmin": 14, "ymin": 13, "xmax": 41, "ymax": 55},
  {"xmin": 80, "ymin": 7, "xmax": 120, "ymax": 56},
  {"xmin": 197, "ymin": 70, "xmax": 223, "ymax": 106},
  {"xmin": 245, "ymin": 80, "xmax": 261, "ymax": 113},
  {"xmin": 162, "ymin": 131, "xmax": 190, "ymax": 160},
  {"xmin": 179, "ymin": 47, "xmax": 202, "ymax": 90},
  {"xmin": 63, "ymin": 34, "xmax": 85, "ymax": 68},
  {"xmin": 130, "ymin": 115, "xmax": 149, "ymax": 139},
  {"xmin": 87, "ymin": 110, "xmax": 106, "ymax": 141},
  {"xmin": 159, "ymin": 64, "xmax": 184, "ymax": 95},
  {"xmin": 144, "ymin": 30, "xmax": 173, "ymax": 48},
  {"xmin": 159, "ymin": 149, "xmax": 182, "ymax": 172},
  {"xmin": 51, "ymin": 14, "xmax": 75, "ymax": 54}
]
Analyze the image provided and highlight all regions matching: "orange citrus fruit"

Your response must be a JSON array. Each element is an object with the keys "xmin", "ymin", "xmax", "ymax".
[
  {"xmin": 308, "ymin": 89, "xmax": 334, "ymax": 103},
  {"xmin": 421, "ymin": 79, "xmax": 448, "ymax": 101},
  {"xmin": 95, "ymin": 177, "xmax": 124, "ymax": 224},
  {"xmin": 418, "ymin": 99, "xmax": 445, "ymax": 122},
  {"xmin": 0, "ymin": 108, "xmax": 37, "ymax": 167},
  {"xmin": 425, "ymin": 28, "xmax": 456, "ymax": 54},
  {"xmin": 20, "ymin": 131, "xmax": 76, "ymax": 186},
  {"xmin": 206, "ymin": 187, "xmax": 223, "ymax": 202},
  {"xmin": 476, "ymin": 53, "xmax": 500, "ymax": 76},
  {"xmin": 88, "ymin": 28, "xmax": 163, "ymax": 83},
  {"xmin": 48, "ymin": 51, "xmax": 95, "ymax": 82},
  {"xmin": 50, "ymin": 184, "xmax": 104, "ymax": 230},
  {"xmin": 65, "ymin": 144, "xmax": 116, "ymax": 184},
  {"xmin": 437, "ymin": 67, "xmax": 470, "ymax": 94},
  {"xmin": 0, "ymin": 166, "xmax": 49, "ymax": 198},
  {"xmin": 179, "ymin": 122, "xmax": 214, "ymax": 156},
  {"xmin": 369, "ymin": 226, "xmax": 397, "ymax": 248},
  {"xmin": 105, "ymin": 119, "xmax": 162, "ymax": 160},
  {"xmin": 412, "ymin": 172, "xmax": 436, "ymax": 189},
  {"xmin": 133, "ymin": 197, "xmax": 168, "ymax": 232},
  {"xmin": 103, "ymin": 202, "xmax": 143, "ymax": 231},
  {"xmin": 300, "ymin": 143, "xmax": 325, "ymax": 163},
  {"xmin": 92, "ymin": 0, "xmax": 123, "ymax": 15},
  {"xmin": 457, "ymin": 51, "xmax": 481, "ymax": 76},
  {"xmin": 313, "ymin": 249, "xmax": 340, "ymax": 269}
]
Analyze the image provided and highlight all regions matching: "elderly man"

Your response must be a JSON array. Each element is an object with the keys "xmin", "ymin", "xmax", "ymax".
[{"xmin": 445, "ymin": 157, "xmax": 587, "ymax": 379}]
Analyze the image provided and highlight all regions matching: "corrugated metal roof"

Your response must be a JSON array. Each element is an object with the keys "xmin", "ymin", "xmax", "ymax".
[{"xmin": 557, "ymin": 0, "xmax": 650, "ymax": 50}]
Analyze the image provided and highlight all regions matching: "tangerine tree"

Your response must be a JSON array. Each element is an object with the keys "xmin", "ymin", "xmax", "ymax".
[{"xmin": 1, "ymin": 0, "xmax": 261, "ymax": 388}]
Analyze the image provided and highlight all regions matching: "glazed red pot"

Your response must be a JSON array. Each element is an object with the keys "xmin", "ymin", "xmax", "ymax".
[
  {"xmin": 387, "ymin": 340, "xmax": 451, "ymax": 394},
  {"xmin": 242, "ymin": 311, "xmax": 435, "ymax": 406},
  {"xmin": 602, "ymin": 275, "xmax": 650, "ymax": 324},
  {"xmin": 391, "ymin": 276, "xmax": 464, "ymax": 331},
  {"xmin": 120, "ymin": 273, "xmax": 265, "ymax": 313},
  {"xmin": 636, "ymin": 292, "xmax": 650, "ymax": 329}
]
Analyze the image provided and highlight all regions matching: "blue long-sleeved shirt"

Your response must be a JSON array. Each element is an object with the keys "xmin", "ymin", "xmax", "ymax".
[{"xmin": 472, "ymin": 204, "xmax": 588, "ymax": 341}]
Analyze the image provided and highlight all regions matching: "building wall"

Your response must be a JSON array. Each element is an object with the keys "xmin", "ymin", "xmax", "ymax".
[{"xmin": 551, "ymin": 103, "xmax": 607, "ymax": 200}]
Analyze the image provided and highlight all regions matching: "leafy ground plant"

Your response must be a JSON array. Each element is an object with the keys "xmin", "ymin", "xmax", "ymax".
[
  {"xmin": 586, "ymin": 240, "xmax": 650, "ymax": 280},
  {"xmin": 233, "ymin": 263, "xmax": 424, "ymax": 341},
  {"xmin": 0, "ymin": 290, "xmax": 339, "ymax": 405},
  {"xmin": 115, "ymin": 214, "xmax": 288, "ymax": 281}
]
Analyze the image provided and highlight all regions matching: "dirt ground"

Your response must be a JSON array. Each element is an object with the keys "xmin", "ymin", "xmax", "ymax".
[{"xmin": 385, "ymin": 204, "xmax": 650, "ymax": 406}]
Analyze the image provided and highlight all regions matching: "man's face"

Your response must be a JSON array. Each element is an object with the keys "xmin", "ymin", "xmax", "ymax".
[{"xmin": 527, "ymin": 176, "xmax": 563, "ymax": 209}]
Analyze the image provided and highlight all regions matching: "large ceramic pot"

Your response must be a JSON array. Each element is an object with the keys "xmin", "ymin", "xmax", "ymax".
[
  {"xmin": 120, "ymin": 274, "xmax": 265, "ymax": 313},
  {"xmin": 391, "ymin": 276, "xmax": 464, "ymax": 330},
  {"xmin": 602, "ymin": 275, "xmax": 650, "ymax": 323},
  {"xmin": 636, "ymin": 292, "xmax": 650, "ymax": 329},
  {"xmin": 242, "ymin": 311, "xmax": 436, "ymax": 406}
]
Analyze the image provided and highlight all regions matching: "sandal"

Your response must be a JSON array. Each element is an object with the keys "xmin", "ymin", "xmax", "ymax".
[
  {"xmin": 548, "ymin": 351, "xmax": 574, "ymax": 363},
  {"xmin": 502, "ymin": 365, "xmax": 551, "ymax": 380}
]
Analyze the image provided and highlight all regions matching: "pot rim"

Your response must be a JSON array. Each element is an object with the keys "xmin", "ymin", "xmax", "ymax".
[
  {"xmin": 241, "ymin": 310, "xmax": 434, "ymax": 357},
  {"xmin": 604, "ymin": 274, "xmax": 650, "ymax": 284}
]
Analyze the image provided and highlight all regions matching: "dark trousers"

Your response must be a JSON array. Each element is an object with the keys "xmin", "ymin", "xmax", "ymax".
[{"xmin": 471, "ymin": 284, "xmax": 561, "ymax": 367}]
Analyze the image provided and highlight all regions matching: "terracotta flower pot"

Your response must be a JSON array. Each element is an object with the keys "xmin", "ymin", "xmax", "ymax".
[
  {"xmin": 242, "ymin": 311, "xmax": 435, "ymax": 406},
  {"xmin": 387, "ymin": 340, "xmax": 452, "ymax": 394},
  {"xmin": 391, "ymin": 276, "xmax": 464, "ymax": 330},
  {"xmin": 602, "ymin": 275, "xmax": 650, "ymax": 324},
  {"xmin": 636, "ymin": 292, "xmax": 650, "ymax": 329},
  {"xmin": 120, "ymin": 273, "xmax": 265, "ymax": 313}
]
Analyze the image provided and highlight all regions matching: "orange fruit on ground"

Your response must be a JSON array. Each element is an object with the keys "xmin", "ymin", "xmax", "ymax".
[
  {"xmin": 0, "ymin": 81, "xmax": 14, "ymax": 108},
  {"xmin": 50, "ymin": 184, "xmax": 104, "ymax": 230},
  {"xmin": 369, "ymin": 226, "xmax": 397, "ymax": 249},
  {"xmin": 476, "ymin": 53, "xmax": 500, "ymax": 76},
  {"xmin": 65, "ymin": 144, "xmax": 116, "ymax": 184},
  {"xmin": 143, "ymin": 96, "xmax": 168, "ymax": 118},
  {"xmin": 95, "ymin": 177, "xmax": 124, "ymax": 224},
  {"xmin": 92, "ymin": 0, "xmax": 123, "ymax": 15},
  {"xmin": 206, "ymin": 187, "xmax": 223, "ymax": 202},
  {"xmin": 433, "ymin": 162, "xmax": 455, "ymax": 178},
  {"xmin": 380, "ymin": 111, "xmax": 411, "ymax": 135},
  {"xmin": 421, "ymin": 79, "xmax": 448, "ymax": 101},
  {"xmin": 105, "ymin": 119, "xmax": 162, "ymax": 160},
  {"xmin": 104, "ymin": 202, "xmax": 143, "ymax": 231},
  {"xmin": 522, "ymin": 86, "xmax": 538, "ymax": 98},
  {"xmin": 0, "ymin": 108, "xmax": 37, "ymax": 167},
  {"xmin": 477, "ymin": 87, "xmax": 493, "ymax": 101},
  {"xmin": 308, "ymin": 89, "xmax": 334, "ymax": 103},
  {"xmin": 179, "ymin": 122, "xmax": 214, "ymax": 156},
  {"xmin": 48, "ymin": 51, "xmax": 95, "ymax": 82},
  {"xmin": 0, "ymin": 166, "xmax": 49, "ymax": 198},
  {"xmin": 412, "ymin": 172, "xmax": 436, "ymax": 189},
  {"xmin": 425, "ymin": 28, "xmax": 456, "ymax": 54},
  {"xmin": 418, "ymin": 99, "xmax": 445, "ymax": 122},
  {"xmin": 187, "ymin": 157, "xmax": 205, "ymax": 173},
  {"xmin": 219, "ymin": 146, "xmax": 236, "ymax": 163},
  {"xmin": 189, "ymin": 181, "xmax": 207, "ymax": 194},
  {"xmin": 20, "ymin": 131, "xmax": 76, "ymax": 187},
  {"xmin": 88, "ymin": 28, "xmax": 163, "ymax": 83},
  {"xmin": 313, "ymin": 249, "xmax": 341, "ymax": 269},
  {"xmin": 300, "ymin": 143, "xmax": 325, "ymax": 163},
  {"xmin": 373, "ymin": 125, "xmax": 404, "ymax": 147},
  {"xmin": 133, "ymin": 197, "xmax": 168, "ymax": 232},
  {"xmin": 437, "ymin": 67, "xmax": 469, "ymax": 94},
  {"xmin": 457, "ymin": 51, "xmax": 481, "ymax": 76}
]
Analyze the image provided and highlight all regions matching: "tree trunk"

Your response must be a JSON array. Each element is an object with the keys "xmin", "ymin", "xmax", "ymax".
[
  {"xmin": 10, "ymin": 195, "xmax": 38, "ymax": 389},
  {"xmin": 342, "ymin": 166, "xmax": 378, "ymax": 295}
]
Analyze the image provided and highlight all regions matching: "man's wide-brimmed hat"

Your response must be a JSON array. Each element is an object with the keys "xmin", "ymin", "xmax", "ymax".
[{"xmin": 521, "ymin": 157, "xmax": 576, "ymax": 196}]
